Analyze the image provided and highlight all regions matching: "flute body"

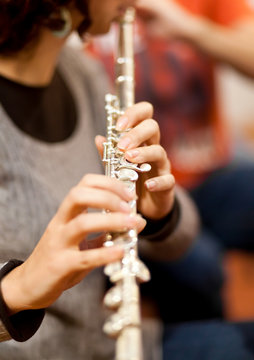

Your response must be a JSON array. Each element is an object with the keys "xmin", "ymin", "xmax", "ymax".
[{"xmin": 102, "ymin": 8, "xmax": 150, "ymax": 360}]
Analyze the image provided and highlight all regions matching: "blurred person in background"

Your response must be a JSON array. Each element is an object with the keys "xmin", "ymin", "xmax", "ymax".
[{"xmin": 89, "ymin": 0, "xmax": 254, "ymax": 324}]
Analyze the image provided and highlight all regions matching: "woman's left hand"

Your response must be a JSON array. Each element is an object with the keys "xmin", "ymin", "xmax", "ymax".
[{"xmin": 95, "ymin": 101, "xmax": 175, "ymax": 220}]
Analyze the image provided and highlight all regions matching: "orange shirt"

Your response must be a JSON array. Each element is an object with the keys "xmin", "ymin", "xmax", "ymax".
[{"xmin": 178, "ymin": 0, "xmax": 254, "ymax": 24}]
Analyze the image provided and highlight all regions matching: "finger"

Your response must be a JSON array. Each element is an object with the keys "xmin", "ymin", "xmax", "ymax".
[
  {"xmin": 117, "ymin": 119, "xmax": 160, "ymax": 151},
  {"xmin": 125, "ymin": 144, "xmax": 170, "ymax": 172},
  {"xmin": 80, "ymin": 213, "xmax": 147, "ymax": 251},
  {"xmin": 77, "ymin": 245, "xmax": 124, "ymax": 270},
  {"xmin": 145, "ymin": 174, "xmax": 175, "ymax": 192},
  {"xmin": 116, "ymin": 102, "xmax": 154, "ymax": 131},
  {"xmin": 65, "ymin": 212, "xmax": 146, "ymax": 245},
  {"xmin": 137, "ymin": 216, "xmax": 147, "ymax": 233},
  {"xmin": 78, "ymin": 174, "xmax": 135, "ymax": 201},
  {"xmin": 95, "ymin": 135, "xmax": 106, "ymax": 159},
  {"xmin": 57, "ymin": 186, "xmax": 134, "ymax": 223}
]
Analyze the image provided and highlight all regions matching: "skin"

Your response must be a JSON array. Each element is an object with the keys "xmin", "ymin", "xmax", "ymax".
[
  {"xmin": 0, "ymin": 0, "xmax": 175, "ymax": 315},
  {"xmin": 136, "ymin": 0, "xmax": 254, "ymax": 77}
]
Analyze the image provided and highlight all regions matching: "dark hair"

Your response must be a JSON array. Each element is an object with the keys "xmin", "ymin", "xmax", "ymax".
[{"xmin": 0, "ymin": 0, "xmax": 90, "ymax": 55}]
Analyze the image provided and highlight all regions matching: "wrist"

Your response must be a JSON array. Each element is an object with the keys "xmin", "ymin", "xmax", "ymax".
[
  {"xmin": 140, "ymin": 196, "xmax": 180, "ymax": 239},
  {"xmin": 0, "ymin": 260, "xmax": 45, "ymax": 342},
  {"xmin": 1, "ymin": 262, "xmax": 28, "ymax": 315}
]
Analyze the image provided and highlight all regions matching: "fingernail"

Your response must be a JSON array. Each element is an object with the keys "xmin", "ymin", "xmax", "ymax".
[
  {"xmin": 146, "ymin": 180, "xmax": 156, "ymax": 190},
  {"xmin": 139, "ymin": 216, "xmax": 147, "ymax": 227},
  {"xmin": 118, "ymin": 137, "xmax": 131, "ymax": 150},
  {"xmin": 116, "ymin": 116, "xmax": 129, "ymax": 131},
  {"xmin": 126, "ymin": 149, "xmax": 139, "ymax": 159}
]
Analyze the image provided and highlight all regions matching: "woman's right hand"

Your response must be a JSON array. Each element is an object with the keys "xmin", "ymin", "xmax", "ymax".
[{"xmin": 1, "ymin": 174, "xmax": 146, "ymax": 315}]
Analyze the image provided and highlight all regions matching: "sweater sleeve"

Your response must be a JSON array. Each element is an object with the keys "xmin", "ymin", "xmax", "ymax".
[
  {"xmin": 138, "ymin": 186, "xmax": 200, "ymax": 261},
  {"xmin": 0, "ymin": 260, "xmax": 45, "ymax": 342}
]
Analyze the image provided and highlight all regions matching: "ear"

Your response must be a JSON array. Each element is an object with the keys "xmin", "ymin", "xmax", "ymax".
[{"xmin": 51, "ymin": 7, "xmax": 72, "ymax": 38}]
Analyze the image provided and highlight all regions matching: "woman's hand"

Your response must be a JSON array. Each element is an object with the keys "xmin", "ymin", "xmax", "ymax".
[
  {"xmin": 95, "ymin": 101, "xmax": 175, "ymax": 220},
  {"xmin": 1, "ymin": 174, "xmax": 146, "ymax": 314}
]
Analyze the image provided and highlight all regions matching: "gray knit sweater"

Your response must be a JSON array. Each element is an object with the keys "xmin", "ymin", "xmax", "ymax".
[{"xmin": 0, "ymin": 46, "xmax": 199, "ymax": 359}]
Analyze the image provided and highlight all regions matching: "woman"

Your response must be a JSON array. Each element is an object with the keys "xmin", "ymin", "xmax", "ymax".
[{"xmin": 0, "ymin": 0, "xmax": 198, "ymax": 359}]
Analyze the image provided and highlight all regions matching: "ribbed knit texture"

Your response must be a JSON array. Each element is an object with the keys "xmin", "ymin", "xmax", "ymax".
[{"xmin": 0, "ymin": 46, "xmax": 116, "ymax": 360}]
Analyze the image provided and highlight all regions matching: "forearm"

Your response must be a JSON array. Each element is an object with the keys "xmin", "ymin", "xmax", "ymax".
[{"xmin": 185, "ymin": 16, "xmax": 254, "ymax": 77}]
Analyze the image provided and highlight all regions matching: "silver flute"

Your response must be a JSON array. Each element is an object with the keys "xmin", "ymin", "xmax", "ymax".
[{"xmin": 102, "ymin": 8, "xmax": 151, "ymax": 360}]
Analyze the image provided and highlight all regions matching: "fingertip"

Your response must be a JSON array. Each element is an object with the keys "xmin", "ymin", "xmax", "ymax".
[
  {"xmin": 145, "ymin": 179, "xmax": 157, "ymax": 191},
  {"xmin": 138, "ymin": 217, "xmax": 147, "ymax": 233}
]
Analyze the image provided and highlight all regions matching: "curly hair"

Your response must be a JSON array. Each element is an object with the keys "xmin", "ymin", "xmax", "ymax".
[{"xmin": 0, "ymin": 0, "xmax": 90, "ymax": 55}]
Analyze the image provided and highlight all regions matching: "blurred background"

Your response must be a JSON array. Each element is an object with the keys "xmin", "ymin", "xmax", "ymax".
[
  {"xmin": 217, "ymin": 66, "xmax": 254, "ymax": 155},
  {"xmin": 216, "ymin": 66, "xmax": 254, "ymax": 321},
  {"xmin": 70, "ymin": 0, "xmax": 254, "ymax": 327}
]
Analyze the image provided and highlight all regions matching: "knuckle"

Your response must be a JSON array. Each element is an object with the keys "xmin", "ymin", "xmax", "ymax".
[
  {"xmin": 160, "ymin": 147, "xmax": 171, "ymax": 169},
  {"xmin": 143, "ymin": 101, "xmax": 154, "ymax": 116},
  {"xmin": 81, "ymin": 173, "xmax": 93, "ymax": 185},
  {"xmin": 76, "ymin": 215, "xmax": 88, "ymax": 233},
  {"xmin": 114, "ymin": 197, "xmax": 122, "ymax": 211},
  {"xmin": 163, "ymin": 174, "xmax": 175, "ymax": 189},
  {"xmin": 170, "ymin": 175, "xmax": 176, "ymax": 186},
  {"xmin": 158, "ymin": 144, "xmax": 166, "ymax": 157},
  {"xmin": 80, "ymin": 257, "xmax": 89, "ymax": 269},
  {"xmin": 150, "ymin": 118, "xmax": 159, "ymax": 131},
  {"xmin": 68, "ymin": 187, "xmax": 81, "ymax": 204}
]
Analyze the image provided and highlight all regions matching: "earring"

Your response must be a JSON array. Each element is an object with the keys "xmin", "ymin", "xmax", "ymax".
[{"xmin": 52, "ymin": 8, "xmax": 72, "ymax": 38}]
